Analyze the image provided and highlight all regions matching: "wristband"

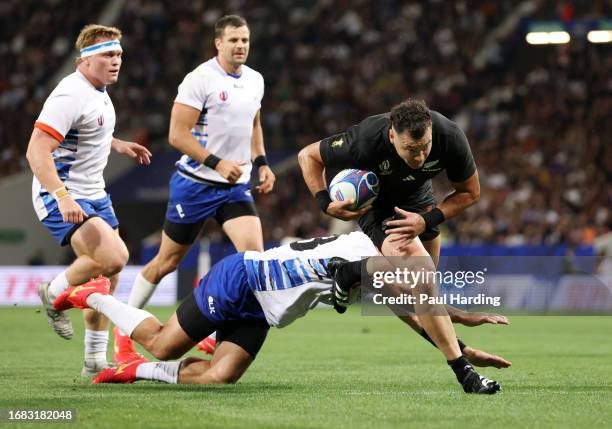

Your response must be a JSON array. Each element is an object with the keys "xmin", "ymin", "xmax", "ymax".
[
  {"xmin": 253, "ymin": 155, "xmax": 268, "ymax": 169},
  {"xmin": 315, "ymin": 190, "xmax": 332, "ymax": 213},
  {"xmin": 203, "ymin": 153, "xmax": 221, "ymax": 170},
  {"xmin": 421, "ymin": 207, "xmax": 445, "ymax": 229},
  {"xmin": 52, "ymin": 186, "xmax": 69, "ymax": 201}
]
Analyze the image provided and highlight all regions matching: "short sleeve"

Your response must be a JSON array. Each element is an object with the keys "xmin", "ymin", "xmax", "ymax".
[
  {"xmin": 36, "ymin": 92, "xmax": 82, "ymax": 142},
  {"xmin": 257, "ymin": 73, "xmax": 264, "ymax": 103},
  {"xmin": 174, "ymin": 70, "xmax": 208, "ymax": 111},
  {"xmin": 319, "ymin": 128, "xmax": 358, "ymax": 168},
  {"xmin": 446, "ymin": 125, "xmax": 477, "ymax": 183}
]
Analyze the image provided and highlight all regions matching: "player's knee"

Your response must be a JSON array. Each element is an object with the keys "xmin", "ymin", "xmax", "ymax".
[
  {"xmin": 100, "ymin": 252, "xmax": 128, "ymax": 276},
  {"xmin": 150, "ymin": 345, "xmax": 180, "ymax": 361},
  {"xmin": 209, "ymin": 367, "xmax": 242, "ymax": 384}
]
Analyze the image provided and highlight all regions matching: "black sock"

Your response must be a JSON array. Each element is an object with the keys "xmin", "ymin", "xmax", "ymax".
[
  {"xmin": 447, "ymin": 356, "xmax": 473, "ymax": 383},
  {"xmin": 336, "ymin": 260, "xmax": 363, "ymax": 288}
]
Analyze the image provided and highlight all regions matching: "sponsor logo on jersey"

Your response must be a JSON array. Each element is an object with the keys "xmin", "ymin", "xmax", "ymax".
[
  {"xmin": 208, "ymin": 296, "xmax": 216, "ymax": 314},
  {"xmin": 219, "ymin": 91, "xmax": 228, "ymax": 101},
  {"xmin": 424, "ymin": 160, "xmax": 439, "ymax": 168},
  {"xmin": 378, "ymin": 160, "xmax": 392, "ymax": 175},
  {"xmin": 402, "ymin": 175, "xmax": 416, "ymax": 181},
  {"xmin": 97, "ymin": 114, "xmax": 104, "ymax": 126}
]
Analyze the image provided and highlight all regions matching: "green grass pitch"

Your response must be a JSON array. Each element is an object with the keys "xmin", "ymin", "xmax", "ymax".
[{"xmin": 1, "ymin": 306, "xmax": 611, "ymax": 428}]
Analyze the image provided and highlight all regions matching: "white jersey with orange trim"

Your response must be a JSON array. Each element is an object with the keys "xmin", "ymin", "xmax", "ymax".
[
  {"xmin": 243, "ymin": 232, "xmax": 379, "ymax": 328},
  {"xmin": 32, "ymin": 70, "xmax": 116, "ymax": 220},
  {"xmin": 174, "ymin": 58, "xmax": 264, "ymax": 184}
]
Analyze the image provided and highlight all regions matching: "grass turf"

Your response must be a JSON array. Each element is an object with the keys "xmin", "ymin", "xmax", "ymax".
[{"xmin": 0, "ymin": 306, "xmax": 611, "ymax": 428}]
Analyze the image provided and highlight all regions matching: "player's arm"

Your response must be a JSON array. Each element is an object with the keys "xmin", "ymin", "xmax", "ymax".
[
  {"xmin": 250, "ymin": 109, "xmax": 275, "ymax": 193},
  {"xmin": 26, "ymin": 127, "xmax": 87, "ymax": 224},
  {"xmin": 111, "ymin": 138, "xmax": 152, "ymax": 165},
  {"xmin": 298, "ymin": 141, "xmax": 368, "ymax": 220},
  {"xmin": 437, "ymin": 170, "xmax": 480, "ymax": 219},
  {"xmin": 169, "ymin": 102, "xmax": 244, "ymax": 183}
]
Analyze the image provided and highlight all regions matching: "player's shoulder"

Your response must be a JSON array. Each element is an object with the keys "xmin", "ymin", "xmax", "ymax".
[
  {"xmin": 45, "ymin": 72, "xmax": 89, "ymax": 105},
  {"xmin": 357, "ymin": 113, "xmax": 390, "ymax": 131},
  {"xmin": 431, "ymin": 110, "xmax": 460, "ymax": 137},
  {"xmin": 240, "ymin": 64, "xmax": 264, "ymax": 84},
  {"xmin": 188, "ymin": 58, "xmax": 219, "ymax": 78}
]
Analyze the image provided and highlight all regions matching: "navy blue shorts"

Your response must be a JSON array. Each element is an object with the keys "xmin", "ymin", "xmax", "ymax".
[
  {"xmin": 40, "ymin": 194, "xmax": 119, "ymax": 246},
  {"xmin": 165, "ymin": 172, "xmax": 255, "ymax": 224},
  {"xmin": 194, "ymin": 252, "xmax": 267, "ymax": 324}
]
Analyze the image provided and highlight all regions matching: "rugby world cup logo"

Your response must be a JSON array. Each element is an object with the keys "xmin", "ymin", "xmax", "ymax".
[
  {"xmin": 219, "ymin": 90, "xmax": 228, "ymax": 102},
  {"xmin": 97, "ymin": 114, "xmax": 104, "ymax": 126}
]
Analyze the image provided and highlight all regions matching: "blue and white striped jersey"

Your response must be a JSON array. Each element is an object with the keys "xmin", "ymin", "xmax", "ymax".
[
  {"xmin": 174, "ymin": 58, "xmax": 264, "ymax": 184},
  {"xmin": 32, "ymin": 70, "xmax": 116, "ymax": 220},
  {"xmin": 243, "ymin": 232, "xmax": 379, "ymax": 327}
]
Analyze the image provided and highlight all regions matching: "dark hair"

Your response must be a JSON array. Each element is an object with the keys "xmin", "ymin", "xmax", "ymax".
[
  {"xmin": 215, "ymin": 15, "xmax": 248, "ymax": 38},
  {"xmin": 390, "ymin": 99, "xmax": 432, "ymax": 140}
]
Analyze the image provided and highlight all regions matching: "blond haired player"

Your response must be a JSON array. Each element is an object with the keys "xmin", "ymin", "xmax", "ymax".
[{"xmin": 27, "ymin": 24, "xmax": 151, "ymax": 376}]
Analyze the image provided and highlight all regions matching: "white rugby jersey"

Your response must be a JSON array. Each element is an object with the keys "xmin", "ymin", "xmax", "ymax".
[
  {"xmin": 243, "ymin": 232, "xmax": 379, "ymax": 328},
  {"xmin": 174, "ymin": 58, "xmax": 264, "ymax": 184},
  {"xmin": 32, "ymin": 70, "xmax": 115, "ymax": 220}
]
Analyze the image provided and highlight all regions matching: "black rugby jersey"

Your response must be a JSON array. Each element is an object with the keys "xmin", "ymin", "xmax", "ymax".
[{"xmin": 320, "ymin": 111, "xmax": 476, "ymax": 209}]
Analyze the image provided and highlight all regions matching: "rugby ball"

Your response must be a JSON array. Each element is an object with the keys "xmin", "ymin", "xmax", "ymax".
[{"xmin": 328, "ymin": 169, "xmax": 379, "ymax": 210}]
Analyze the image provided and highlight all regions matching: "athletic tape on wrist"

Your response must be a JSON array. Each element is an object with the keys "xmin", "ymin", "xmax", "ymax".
[
  {"xmin": 422, "ymin": 207, "xmax": 446, "ymax": 229},
  {"xmin": 253, "ymin": 155, "xmax": 268, "ymax": 169},
  {"xmin": 315, "ymin": 190, "xmax": 332, "ymax": 213},
  {"xmin": 203, "ymin": 153, "xmax": 221, "ymax": 170}
]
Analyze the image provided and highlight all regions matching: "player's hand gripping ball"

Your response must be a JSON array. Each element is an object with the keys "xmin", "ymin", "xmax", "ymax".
[{"xmin": 329, "ymin": 169, "xmax": 379, "ymax": 210}]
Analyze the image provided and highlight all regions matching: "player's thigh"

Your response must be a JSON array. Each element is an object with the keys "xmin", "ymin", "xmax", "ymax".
[
  {"xmin": 422, "ymin": 235, "xmax": 441, "ymax": 267},
  {"xmin": 221, "ymin": 216, "xmax": 264, "ymax": 252},
  {"xmin": 70, "ymin": 217, "xmax": 128, "ymax": 264},
  {"xmin": 148, "ymin": 313, "xmax": 198, "ymax": 360},
  {"xmin": 381, "ymin": 234, "xmax": 428, "ymax": 257},
  {"xmin": 155, "ymin": 231, "xmax": 193, "ymax": 267}
]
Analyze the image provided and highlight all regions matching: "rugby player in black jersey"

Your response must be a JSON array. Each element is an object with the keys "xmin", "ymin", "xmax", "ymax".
[{"xmin": 299, "ymin": 99, "xmax": 508, "ymax": 394}]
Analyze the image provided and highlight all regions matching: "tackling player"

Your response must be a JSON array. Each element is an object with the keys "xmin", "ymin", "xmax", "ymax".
[
  {"xmin": 116, "ymin": 14, "xmax": 275, "ymax": 361},
  {"xmin": 51, "ymin": 232, "xmax": 509, "ymax": 394},
  {"xmin": 28, "ymin": 24, "xmax": 151, "ymax": 376}
]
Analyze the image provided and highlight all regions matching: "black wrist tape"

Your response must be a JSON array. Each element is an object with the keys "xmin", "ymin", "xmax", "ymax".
[
  {"xmin": 253, "ymin": 155, "xmax": 268, "ymax": 169},
  {"xmin": 315, "ymin": 190, "xmax": 332, "ymax": 213},
  {"xmin": 203, "ymin": 154, "xmax": 221, "ymax": 169},
  {"xmin": 422, "ymin": 207, "xmax": 445, "ymax": 229}
]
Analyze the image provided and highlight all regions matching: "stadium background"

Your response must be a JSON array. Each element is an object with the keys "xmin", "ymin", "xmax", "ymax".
[{"xmin": 0, "ymin": 1, "xmax": 611, "ymax": 427}]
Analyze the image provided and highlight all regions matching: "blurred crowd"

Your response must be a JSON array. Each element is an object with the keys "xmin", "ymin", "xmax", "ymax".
[{"xmin": 1, "ymin": 0, "xmax": 610, "ymax": 246}]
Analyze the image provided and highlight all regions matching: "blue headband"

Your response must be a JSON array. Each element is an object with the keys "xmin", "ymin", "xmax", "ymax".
[{"xmin": 80, "ymin": 40, "xmax": 122, "ymax": 58}]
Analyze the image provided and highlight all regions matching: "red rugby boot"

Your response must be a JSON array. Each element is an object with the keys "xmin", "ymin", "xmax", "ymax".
[
  {"xmin": 92, "ymin": 358, "xmax": 145, "ymax": 384},
  {"xmin": 53, "ymin": 276, "xmax": 111, "ymax": 311},
  {"xmin": 113, "ymin": 327, "xmax": 148, "ymax": 364}
]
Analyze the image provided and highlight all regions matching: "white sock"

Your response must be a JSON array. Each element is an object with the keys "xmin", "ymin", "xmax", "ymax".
[
  {"xmin": 135, "ymin": 361, "xmax": 180, "ymax": 384},
  {"xmin": 48, "ymin": 270, "xmax": 70, "ymax": 300},
  {"xmin": 86, "ymin": 293, "xmax": 157, "ymax": 337},
  {"xmin": 84, "ymin": 329, "xmax": 108, "ymax": 363},
  {"xmin": 128, "ymin": 273, "xmax": 158, "ymax": 309}
]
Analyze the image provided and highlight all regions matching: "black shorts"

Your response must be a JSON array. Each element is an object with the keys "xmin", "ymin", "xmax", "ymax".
[
  {"xmin": 163, "ymin": 200, "xmax": 258, "ymax": 245},
  {"xmin": 176, "ymin": 291, "xmax": 269, "ymax": 359},
  {"xmin": 358, "ymin": 204, "xmax": 440, "ymax": 249}
]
